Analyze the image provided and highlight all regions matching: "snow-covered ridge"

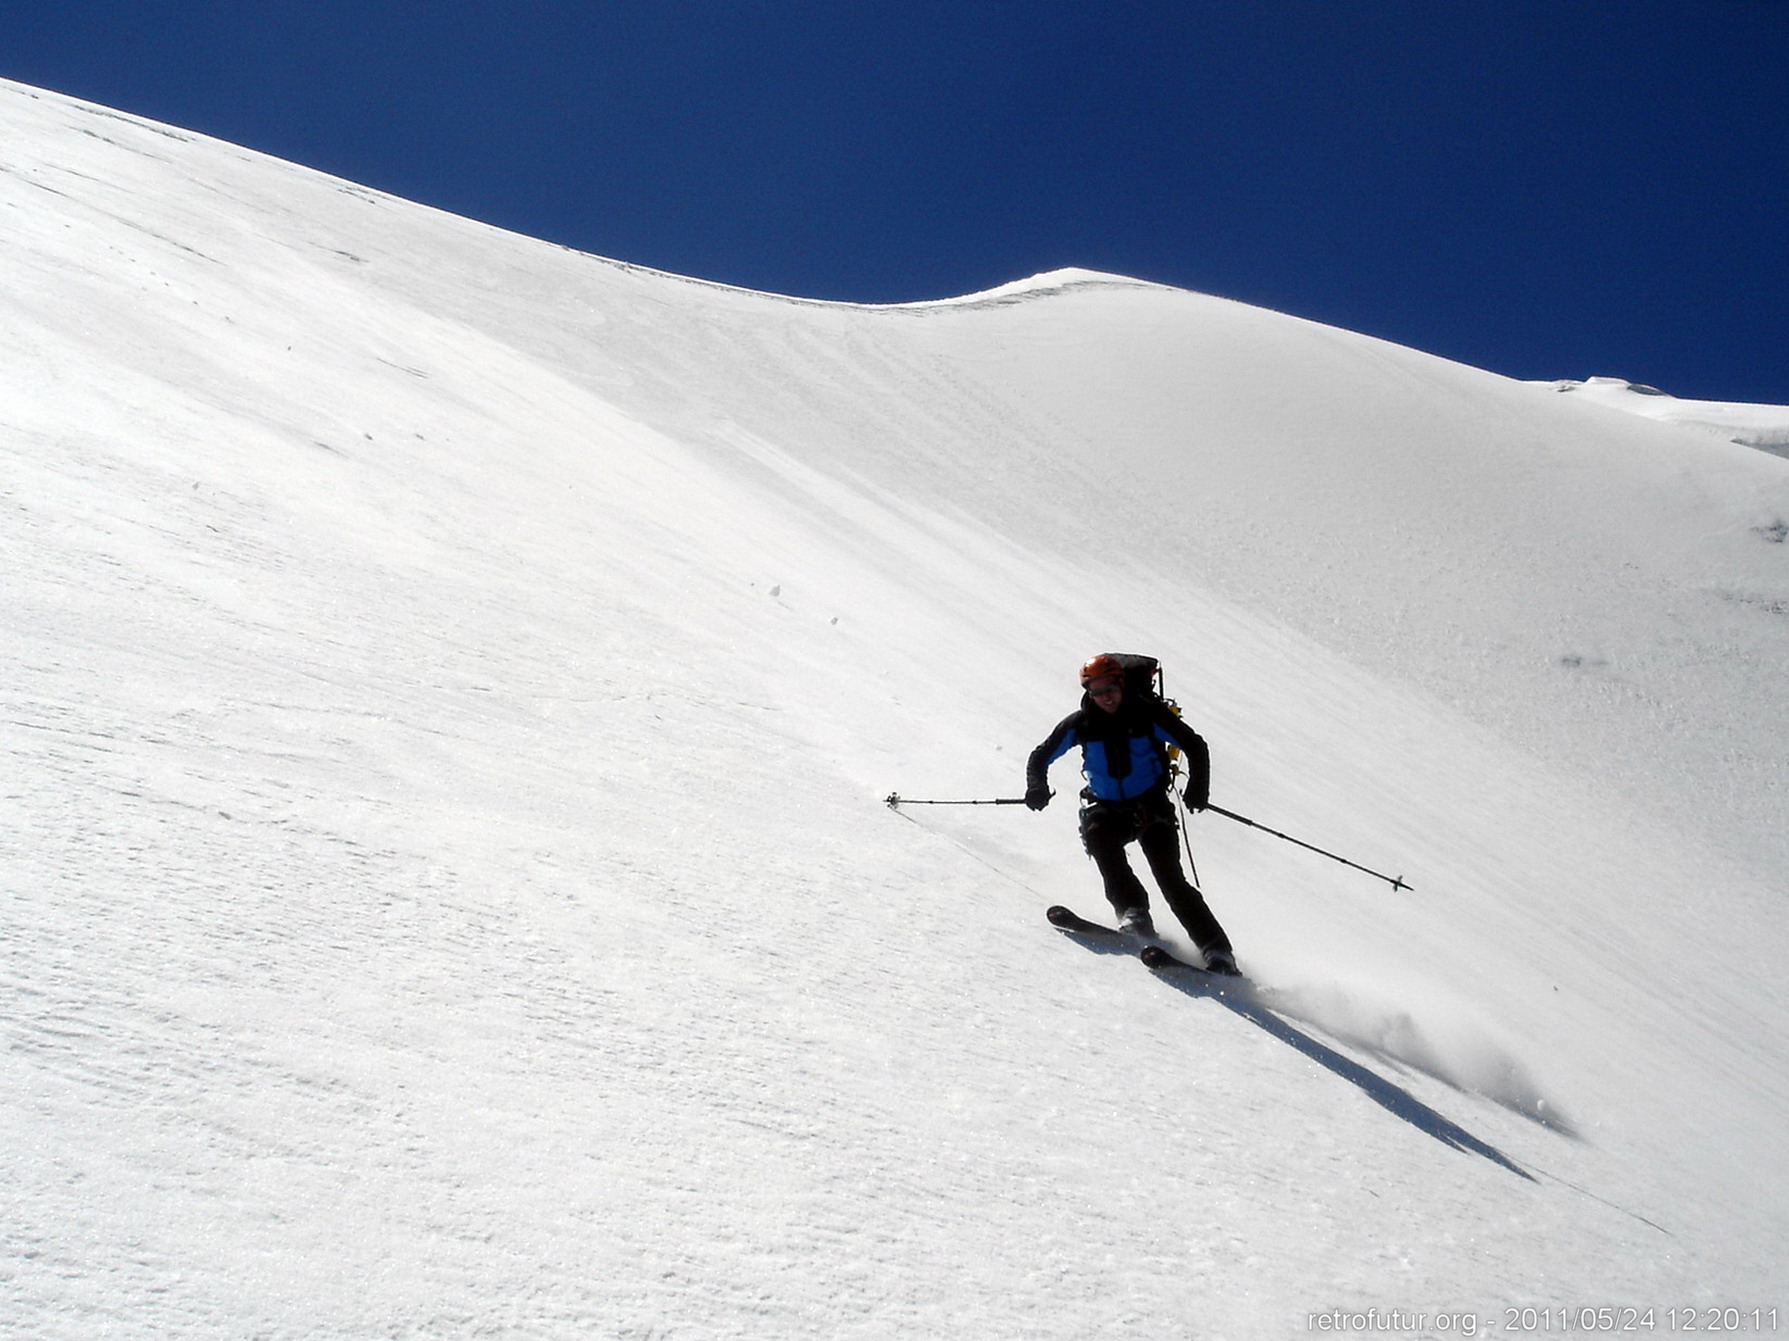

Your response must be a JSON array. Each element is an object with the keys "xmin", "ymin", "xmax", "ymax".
[
  {"xmin": 1544, "ymin": 375, "xmax": 1789, "ymax": 457},
  {"xmin": 4, "ymin": 75, "xmax": 1788, "ymax": 1337},
  {"xmin": 894, "ymin": 265, "xmax": 1172, "ymax": 308}
]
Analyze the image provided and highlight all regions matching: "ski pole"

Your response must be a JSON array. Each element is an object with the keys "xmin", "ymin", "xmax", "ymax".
[
  {"xmin": 1204, "ymin": 804, "xmax": 1410, "ymax": 891},
  {"xmin": 886, "ymin": 793, "xmax": 1027, "ymax": 808}
]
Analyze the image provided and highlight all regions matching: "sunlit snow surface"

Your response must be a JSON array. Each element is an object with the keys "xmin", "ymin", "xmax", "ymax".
[{"xmin": 4, "ymin": 78, "xmax": 1788, "ymax": 1338}]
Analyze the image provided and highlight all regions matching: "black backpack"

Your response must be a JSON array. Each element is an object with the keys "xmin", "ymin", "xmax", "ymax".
[{"xmin": 1100, "ymin": 652, "xmax": 1165, "ymax": 703}]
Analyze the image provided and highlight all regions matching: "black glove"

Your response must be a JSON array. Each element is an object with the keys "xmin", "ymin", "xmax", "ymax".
[
  {"xmin": 1183, "ymin": 783, "xmax": 1208, "ymax": 813},
  {"xmin": 1024, "ymin": 786, "xmax": 1052, "ymax": 811}
]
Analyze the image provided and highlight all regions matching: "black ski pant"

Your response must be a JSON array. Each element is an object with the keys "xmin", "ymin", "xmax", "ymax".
[{"xmin": 1080, "ymin": 790, "xmax": 1232, "ymax": 954}]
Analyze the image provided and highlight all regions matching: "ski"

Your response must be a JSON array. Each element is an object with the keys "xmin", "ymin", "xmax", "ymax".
[
  {"xmin": 1139, "ymin": 943, "xmax": 1205, "ymax": 972},
  {"xmin": 1045, "ymin": 904, "xmax": 1126, "ymax": 938},
  {"xmin": 1046, "ymin": 904, "xmax": 1239, "ymax": 978}
]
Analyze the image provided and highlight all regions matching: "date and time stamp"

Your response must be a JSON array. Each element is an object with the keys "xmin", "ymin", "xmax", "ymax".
[{"xmin": 1306, "ymin": 1306, "xmax": 1780, "ymax": 1337}]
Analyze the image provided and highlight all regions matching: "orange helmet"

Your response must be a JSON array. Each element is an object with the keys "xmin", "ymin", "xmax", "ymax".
[{"xmin": 1079, "ymin": 654, "xmax": 1125, "ymax": 687}]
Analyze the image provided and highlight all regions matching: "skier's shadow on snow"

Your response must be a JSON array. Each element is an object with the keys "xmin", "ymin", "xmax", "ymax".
[
  {"xmin": 1152, "ymin": 963, "xmax": 1535, "ymax": 1181},
  {"xmin": 1062, "ymin": 931, "xmax": 1532, "ymax": 1180}
]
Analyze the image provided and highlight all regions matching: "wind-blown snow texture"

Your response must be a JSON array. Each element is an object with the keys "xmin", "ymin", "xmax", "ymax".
[{"xmin": 4, "ymin": 78, "xmax": 1787, "ymax": 1338}]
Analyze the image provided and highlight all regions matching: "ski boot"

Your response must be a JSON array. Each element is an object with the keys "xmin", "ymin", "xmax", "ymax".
[
  {"xmin": 1201, "ymin": 945, "xmax": 1241, "ymax": 977},
  {"xmin": 1117, "ymin": 907, "xmax": 1158, "ymax": 939}
]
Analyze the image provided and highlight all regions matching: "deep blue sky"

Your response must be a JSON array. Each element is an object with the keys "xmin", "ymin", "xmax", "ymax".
[{"xmin": 9, "ymin": 1, "xmax": 1788, "ymax": 402}]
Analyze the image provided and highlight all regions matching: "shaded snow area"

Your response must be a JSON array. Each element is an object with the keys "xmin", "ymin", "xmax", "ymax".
[{"xmin": 4, "ymin": 77, "xmax": 1788, "ymax": 1338}]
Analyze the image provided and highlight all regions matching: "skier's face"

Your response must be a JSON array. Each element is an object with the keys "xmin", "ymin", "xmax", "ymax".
[{"xmin": 1087, "ymin": 676, "xmax": 1123, "ymax": 713}]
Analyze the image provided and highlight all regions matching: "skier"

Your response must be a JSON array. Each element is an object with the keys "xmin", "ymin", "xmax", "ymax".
[{"xmin": 1025, "ymin": 654, "xmax": 1239, "ymax": 974}]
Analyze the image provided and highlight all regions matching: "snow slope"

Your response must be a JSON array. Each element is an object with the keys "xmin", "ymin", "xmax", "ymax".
[{"xmin": 4, "ymin": 78, "xmax": 1788, "ymax": 1338}]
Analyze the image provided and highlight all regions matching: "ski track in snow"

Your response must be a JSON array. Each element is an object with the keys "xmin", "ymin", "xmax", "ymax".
[{"xmin": 4, "ymin": 77, "xmax": 1789, "ymax": 1337}]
